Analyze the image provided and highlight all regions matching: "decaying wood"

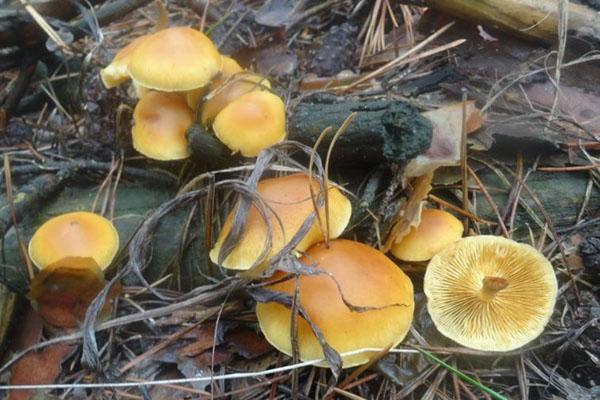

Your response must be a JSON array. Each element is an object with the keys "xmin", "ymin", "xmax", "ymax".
[
  {"xmin": 410, "ymin": 0, "xmax": 600, "ymax": 44},
  {"xmin": 189, "ymin": 98, "xmax": 433, "ymax": 166}
]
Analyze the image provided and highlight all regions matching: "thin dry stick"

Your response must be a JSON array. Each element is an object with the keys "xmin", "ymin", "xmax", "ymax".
[
  {"xmin": 18, "ymin": 0, "xmax": 69, "ymax": 51},
  {"xmin": 199, "ymin": 0, "xmax": 210, "ymax": 32},
  {"xmin": 343, "ymin": 22, "xmax": 457, "ymax": 91},
  {"xmin": 308, "ymin": 126, "xmax": 333, "ymax": 241},
  {"xmin": 467, "ymin": 166, "xmax": 510, "ymax": 238},
  {"xmin": 461, "ymin": 89, "xmax": 469, "ymax": 233},
  {"xmin": 428, "ymin": 194, "xmax": 494, "ymax": 225},
  {"xmin": 537, "ymin": 164, "xmax": 600, "ymax": 172},
  {"xmin": 2, "ymin": 155, "xmax": 34, "ymax": 281}
]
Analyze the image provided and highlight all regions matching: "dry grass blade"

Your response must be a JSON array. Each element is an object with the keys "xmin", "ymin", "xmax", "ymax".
[{"xmin": 18, "ymin": 0, "xmax": 69, "ymax": 51}]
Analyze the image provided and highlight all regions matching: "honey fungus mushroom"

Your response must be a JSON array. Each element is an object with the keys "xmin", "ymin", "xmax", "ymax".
[
  {"xmin": 128, "ymin": 27, "xmax": 222, "ymax": 92},
  {"xmin": 100, "ymin": 34, "xmax": 149, "ymax": 89},
  {"xmin": 186, "ymin": 55, "xmax": 243, "ymax": 110},
  {"xmin": 28, "ymin": 211, "xmax": 119, "ymax": 270},
  {"xmin": 210, "ymin": 173, "xmax": 351, "ymax": 272},
  {"xmin": 212, "ymin": 90, "xmax": 285, "ymax": 157},
  {"xmin": 391, "ymin": 208, "xmax": 463, "ymax": 262},
  {"xmin": 256, "ymin": 239, "xmax": 415, "ymax": 368},
  {"xmin": 424, "ymin": 235, "xmax": 558, "ymax": 351},
  {"xmin": 132, "ymin": 91, "xmax": 194, "ymax": 160}
]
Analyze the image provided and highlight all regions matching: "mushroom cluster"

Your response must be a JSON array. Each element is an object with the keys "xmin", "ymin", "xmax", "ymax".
[
  {"xmin": 100, "ymin": 26, "xmax": 286, "ymax": 160},
  {"xmin": 27, "ymin": 211, "xmax": 120, "ymax": 328},
  {"xmin": 210, "ymin": 173, "xmax": 416, "ymax": 368}
]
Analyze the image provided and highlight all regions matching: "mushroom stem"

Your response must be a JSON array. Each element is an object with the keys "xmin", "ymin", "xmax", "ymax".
[{"xmin": 479, "ymin": 276, "xmax": 509, "ymax": 300}]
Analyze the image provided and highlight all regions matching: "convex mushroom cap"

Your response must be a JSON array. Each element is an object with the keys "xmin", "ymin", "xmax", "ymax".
[
  {"xmin": 256, "ymin": 239, "xmax": 415, "ymax": 368},
  {"xmin": 100, "ymin": 34, "xmax": 149, "ymax": 89},
  {"xmin": 128, "ymin": 26, "xmax": 222, "ymax": 91},
  {"xmin": 132, "ymin": 91, "xmax": 194, "ymax": 160},
  {"xmin": 28, "ymin": 211, "xmax": 119, "ymax": 270},
  {"xmin": 212, "ymin": 90, "xmax": 285, "ymax": 157},
  {"xmin": 391, "ymin": 208, "xmax": 463, "ymax": 262},
  {"xmin": 186, "ymin": 55, "xmax": 243, "ymax": 110},
  {"xmin": 199, "ymin": 70, "xmax": 271, "ymax": 126},
  {"xmin": 424, "ymin": 235, "xmax": 558, "ymax": 351},
  {"xmin": 210, "ymin": 173, "xmax": 351, "ymax": 272}
]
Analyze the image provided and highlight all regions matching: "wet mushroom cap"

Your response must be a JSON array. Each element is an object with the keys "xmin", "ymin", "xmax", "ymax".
[
  {"xmin": 186, "ymin": 55, "xmax": 243, "ymax": 110},
  {"xmin": 212, "ymin": 90, "xmax": 285, "ymax": 157},
  {"xmin": 100, "ymin": 34, "xmax": 149, "ymax": 89},
  {"xmin": 209, "ymin": 173, "xmax": 351, "ymax": 271},
  {"xmin": 128, "ymin": 27, "xmax": 222, "ymax": 91},
  {"xmin": 132, "ymin": 91, "xmax": 194, "ymax": 160},
  {"xmin": 391, "ymin": 208, "xmax": 463, "ymax": 262},
  {"xmin": 256, "ymin": 239, "xmax": 415, "ymax": 368},
  {"xmin": 424, "ymin": 235, "xmax": 558, "ymax": 351},
  {"xmin": 199, "ymin": 71, "xmax": 271, "ymax": 126},
  {"xmin": 28, "ymin": 211, "xmax": 119, "ymax": 270}
]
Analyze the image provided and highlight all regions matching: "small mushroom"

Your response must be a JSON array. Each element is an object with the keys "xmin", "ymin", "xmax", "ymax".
[
  {"xmin": 210, "ymin": 173, "xmax": 351, "ymax": 272},
  {"xmin": 132, "ymin": 91, "xmax": 194, "ymax": 160},
  {"xmin": 390, "ymin": 208, "xmax": 463, "ymax": 262},
  {"xmin": 212, "ymin": 90, "xmax": 285, "ymax": 157},
  {"xmin": 199, "ymin": 71, "xmax": 271, "ymax": 127},
  {"xmin": 186, "ymin": 55, "xmax": 243, "ymax": 110},
  {"xmin": 424, "ymin": 235, "xmax": 558, "ymax": 351},
  {"xmin": 256, "ymin": 239, "xmax": 415, "ymax": 368},
  {"xmin": 100, "ymin": 34, "xmax": 149, "ymax": 89},
  {"xmin": 128, "ymin": 27, "xmax": 222, "ymax": 91},
  {"xmin": 28, "ymin": 211, "xmax": 119, "ymax": 270}
]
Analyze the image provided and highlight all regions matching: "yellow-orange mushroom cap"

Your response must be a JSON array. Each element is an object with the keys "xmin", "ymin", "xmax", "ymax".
[
  {"xmin": 209, "ymin": 173, "xmax": 351, "ymax": 272},
  {"xmin": 212, "ymin": 90, "xmax": 285, "ymax": 157},
  {"xmin": 28, "ymin": 212, "xmax": 119, "ymax": 270},
  {"xmin": 424, "ymin": 235, "xmax": 558, "ymax": 351},
  {"xmin": 128, "ymin": 27, "xmax": 222, "ymax": 91},
  {"xmin": 186, "ymin": 55, "xmax": 243, "ymax": 110},
  {"xmin": 100, "ymin": 34, "xmax": 149, "ymax": 89},
  {"xmin": 256, "ymin": 239, "xmax": 415, "ymax": 368},
  {"xmin": 391, "ymin": 208, "xmax": 463, "ymax": 262},
  {"xmin": 199, "ymin": 71, "xmax": 271, "ymax": 126},
  {"xmin": 132, "ymin": 91, "xmax": 194, "ymax": 160}
]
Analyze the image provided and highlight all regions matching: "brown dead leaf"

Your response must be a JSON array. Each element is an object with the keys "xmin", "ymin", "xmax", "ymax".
[
  {"xmin": 225, "ymin": 328, "xmax": 272, "ymax": 359},
  {"xmin": 177, "ymin": 324, "xmax": 216, "ymax": 357},
  {"xmin": 8, "ymin": 343, "xmax": 75, "ymax": 400},
  {"xmin": 405, "ymin": 101, "xmax": 484, "ymax": 177}
]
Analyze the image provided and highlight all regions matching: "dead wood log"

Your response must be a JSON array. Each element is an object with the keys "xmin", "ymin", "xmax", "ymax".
[
  {"xmin": 409, "ymin": 0, "xmax": 600, "ymax": 44},
  {"xmin": 188, "ymin": 98, "xmax": 433, "ymax": 166}
]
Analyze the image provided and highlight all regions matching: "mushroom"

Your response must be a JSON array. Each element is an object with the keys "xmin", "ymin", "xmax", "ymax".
[
  {"xmin": 128, "ymin": 26, "xmax": 222, "ymax": 92},
  {"xmin": 212, "ymin": 90, "xmax": 285, "ymax": 157},
  {"xmin": 390, "ymin": 208, "xmax": 463, "ymax": 262},
  {"xmin": 199, "ymin": 71, "xmax": 271, "ymax": 126},
  {"xmin": 100, "ymin": 34, "xmax": 149, "ymax": 89},
  {"xmin": 132, "ymin": 91, "xmax": 194, "ymax": 160},
  {"xmin": 210, "ymin": 173, "xmax": 351, "ymax": 272},
  {"xmin": 186, "ymin": 55, "xmax": 243, "ymax": 110},
  {"xmin": 256, "ymin": 239, "xmax": 415, "ymax": 368},
  {"xmin": 424, "ymin": 235, "xmax": 558, "ymax": 351},
  {"xmin": 28, "ymin": 211, "xmax": 119, "ymax": 271},
  {"xmin": 28, "ymin": 257, "xmax": 106, "ymax": 328}
]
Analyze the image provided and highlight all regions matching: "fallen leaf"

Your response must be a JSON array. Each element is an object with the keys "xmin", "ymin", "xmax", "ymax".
[
  {"xmin": 225, "ymin": 328, "xmax": 272, "ymax": 359},
  {"xmin": 177, "ymin": 324, "xmax": 216, "ymax": 357},
  {"xmin": 8, "ymin": 343, "xmax": 75, "ymax": 400},
  {"xmin": 405, "ymin": 101, "xmax": 484, "ymax": 177}
]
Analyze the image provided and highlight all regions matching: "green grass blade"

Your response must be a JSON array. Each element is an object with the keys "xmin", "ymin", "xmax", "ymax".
[{"xmin": 412, "ymin": 345, "xmax": 509, "ymax": 400}]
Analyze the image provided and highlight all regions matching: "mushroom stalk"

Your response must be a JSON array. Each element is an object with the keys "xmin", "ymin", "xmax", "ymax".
[{"xmin": 479, "ymin": 276, "xmax": 509, "ymax": 300}]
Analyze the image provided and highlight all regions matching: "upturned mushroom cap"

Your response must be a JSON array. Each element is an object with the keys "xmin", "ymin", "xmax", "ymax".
[
  {"xmin": 209, "ymin": 173, "xmax": 351, "ymax": 271},
  {"xmin": 391, "ymin": 208, "xmax": 463, "ymax": 262},
  {"xmin": 186, "ymin": 55, "xmax": 243, "ymax": 110},
  {"xmin": 28, "ymin": 256, "xmax": 105, "ymax": 328},
  {"xmin": 132, "ymin": 91, "xmax": 194, "ymax": 160},
  {"xmin": 100, "ymin": 34, "xmax": 149, "ymax": 89},
  {"xmin": 199, "ymin": 71, "xmax": 270, "ymax": 126},
  {"xmin": 212, "ymin": 90, "xmax": 285, "ymax": 157},
  {"xmin": 128, "ymin": 27, "xmax": 222, "ymax": 91},
  {"xmin": 28, "ymin": 212, "xmax": 119, "ymax": 270},
  {"xmin": 256, "ymin": 239, "xmax": 415, "ymax": 368},
  {"xmin": 424, "ymin": 235, "xmax": 558, "ymax": 351}
]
